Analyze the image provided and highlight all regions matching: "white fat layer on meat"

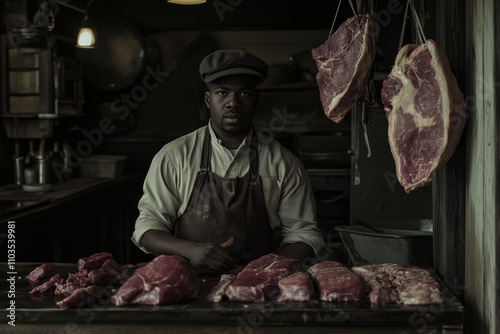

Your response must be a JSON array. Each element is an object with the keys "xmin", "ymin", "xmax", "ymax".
[{"xmin": 387, "ymin": 40, "xmax": 456, "ymax": 191}]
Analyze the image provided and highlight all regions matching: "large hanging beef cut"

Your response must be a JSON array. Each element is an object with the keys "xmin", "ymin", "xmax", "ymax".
[
  {"xmin": 381, "ymin": 39, "xmax": 466, "ymax": 193},
  {"xmin": 312, "ymin": 14, "xmax": 375, "ymax": 123}
]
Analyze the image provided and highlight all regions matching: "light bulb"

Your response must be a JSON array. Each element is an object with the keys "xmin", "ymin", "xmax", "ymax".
[{"xmin": 77, "ymin": 27, "xmax": 95, "ymax": 48}]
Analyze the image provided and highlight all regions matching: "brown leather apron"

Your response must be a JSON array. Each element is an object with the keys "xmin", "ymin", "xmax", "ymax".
[{"xmin": 175, "ymin": 128, "xmax": 275, "ymax": 264}]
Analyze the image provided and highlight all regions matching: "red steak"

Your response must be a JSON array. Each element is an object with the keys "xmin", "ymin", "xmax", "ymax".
[
  {"xmin": 312, "ymin": 14, "xmax": 375, "ymax": 123},
  {"xmin": 277, "ymin": 272, "xmax": 314, "ymax": 302},
  {"xmin": 381, "ymin": 39, "xmax": 466, "ymax": 192},
  {"xmin": 307, "ymin": 261, "xmax": 366, "ymax": 302},
  {"xmin": 225, "ymin": 253, "xmax": 302, "ymax": 302},
  {"xmin": 111, "ymin": 255, "xmax": 199, "ymax": 306}
]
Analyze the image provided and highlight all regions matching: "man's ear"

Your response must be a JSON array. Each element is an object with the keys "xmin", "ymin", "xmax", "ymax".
[{"xmin": 204, "ymin": 91, "xmax": 210, "ymax": 109}]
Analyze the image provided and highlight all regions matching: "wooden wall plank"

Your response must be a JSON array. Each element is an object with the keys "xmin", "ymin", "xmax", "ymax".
[{"xmin": 465, "ymin": 0, "xmax": 498, "ymax": 332}]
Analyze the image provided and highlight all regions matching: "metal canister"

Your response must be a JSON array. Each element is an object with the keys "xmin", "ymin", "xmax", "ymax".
[
  {"xmin": 13, "ymin": 156, "xmax": 24, "ymax": 185},
  {"xmin": 36, "ymin": 156, "xmax": 48, "ymax": 184}
]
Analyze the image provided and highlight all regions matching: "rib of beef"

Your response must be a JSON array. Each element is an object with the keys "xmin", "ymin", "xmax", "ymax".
[
  {"xmin": 381, "ymin": 39, "xmax": 466, "ymax": 192},
  {"xmin": 312, "ymin": 14, "xmax": 375, "ymax": 123},
  {"xmin": 307, "ymin": 261, "xmax": 366, "ymax": 302},
  {"xmin": 277, "ymin": 272, "xmax": 314, "ymax": 302},
  {"xmin": 225, "ymin": 253, "xmax": 302, "ymax": 302},
  {"xmin": 111, "ymin": 255, "xmax": 199, "ymax": 306}
]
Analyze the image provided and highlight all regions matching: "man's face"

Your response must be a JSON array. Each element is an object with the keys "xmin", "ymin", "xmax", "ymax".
[{"xmin": 205, "ymin": 75, "xmax": 260, "ymax": 146}]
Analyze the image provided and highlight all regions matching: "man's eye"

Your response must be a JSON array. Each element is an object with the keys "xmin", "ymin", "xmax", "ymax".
[
  {"xmin": 216, "ymin": 91, "xmax": 227, "ymax": 96},
  {"xmin": 241, "ymin": 91, "xmax": 250, "ymax": 97}
]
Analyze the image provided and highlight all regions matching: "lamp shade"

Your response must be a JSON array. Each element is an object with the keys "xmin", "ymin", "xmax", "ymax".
[{"xmin": 77, "ymin": 17, "xmax": 96, "ymax": 48}]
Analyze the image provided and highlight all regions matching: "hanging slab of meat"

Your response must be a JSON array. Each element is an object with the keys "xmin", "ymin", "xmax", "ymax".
[
  {"xmin": 225, "ymin": 253, "xmax": 302, "ymax": 302},
  {"xmin": 381, "ymin": 39, "xmax": 466, "ymax": 193},
  {"xmin": 111, "ymin": 255, "xmax": 199, "ymax": 306},
  {"xmin": 312, "ymin": 14, "xmax": 375, "ymax": 123},
  {"xmin": 26, "ymin": 263, "xmax": 53, "ymax": 281},
  {"xmin": 307, "ymin": 261, "xmax": 366, "ymax": 302},
  {"xmin": 277, "ymin": 272, "xmax": 314, "ymax": 302}
]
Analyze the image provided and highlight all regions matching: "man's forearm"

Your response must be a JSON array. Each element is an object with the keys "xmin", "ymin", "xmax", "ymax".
[{"xmin": 140, "ymin": 229, "xmax": 198, "ymax": 259}]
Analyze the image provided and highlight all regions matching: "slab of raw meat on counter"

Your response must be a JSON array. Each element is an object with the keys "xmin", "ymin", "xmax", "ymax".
[
  {"xmin": 351, "ymin": 263, "xmax": 443, "ymax": 305},
  {"xmin": 277, "ymin": 272, "xmax": 314, "ymax": 302},
  {"xmin": 26, "ymin": 263, "xmax": 53, "ymax": 281},
  {"xmin": 210, "ymin": 253, "xmax": 303, "ymax": 302},
  {"xmin": 111, "ymin": 255, "xmax": 199, "ymax": 306},
  {"xmin": 312, "ymin": 14, "xmax": 375, "ymax": 123},
  {"xmin": 381, "ymin": 39, "xmax": 466, "ymax": 193},
  {"xmin": 307, "ymin": 261, "xmax": 366, "ymax": 302},
  {"xmin": 57, "ymin": 285, "xmax": 101, "ymax": 309}
]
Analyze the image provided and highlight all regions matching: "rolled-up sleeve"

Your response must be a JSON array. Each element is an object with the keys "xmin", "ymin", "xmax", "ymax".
[
  {"xmin": 277, "ymin": 159, "xmax": 325, "ymax": 255},
  {"xmin": 132, "ymin": 148, "xmax": 181, "ymax": 253}
]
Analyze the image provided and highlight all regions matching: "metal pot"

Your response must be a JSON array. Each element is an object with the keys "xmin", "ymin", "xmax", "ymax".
[{"xmin": 76, "ymin": 18, "xmax": 147, "ymax": 91}]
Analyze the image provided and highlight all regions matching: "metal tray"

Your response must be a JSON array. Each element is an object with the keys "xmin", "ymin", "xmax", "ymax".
[{"xmin": 335, "ymin": 225, "xmax": 433, "ymax": 267}]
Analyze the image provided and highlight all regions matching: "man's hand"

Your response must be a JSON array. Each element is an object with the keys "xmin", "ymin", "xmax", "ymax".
[
  {"xmin": 186, "ymin": 236, "xmax": 238, "ymax": 273},
  {"xmin": 141, "ymin": 230, "xmax": 237, "ymax": 274}
]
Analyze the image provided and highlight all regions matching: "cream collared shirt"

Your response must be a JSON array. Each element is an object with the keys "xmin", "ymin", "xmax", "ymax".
[{"xmin": 132, "ymin": 121, "xmax": 325, "ymax": 255}]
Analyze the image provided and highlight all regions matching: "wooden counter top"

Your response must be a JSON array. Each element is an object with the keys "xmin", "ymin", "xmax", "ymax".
[{"xmin": 0, "ymin": 262, "xmax": 464, "ymax": 334}]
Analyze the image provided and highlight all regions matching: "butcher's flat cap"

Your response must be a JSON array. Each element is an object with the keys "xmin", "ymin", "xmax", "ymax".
[{"xmin": 199, "ymin": 49, "xmax": 268, "ymax": 83}]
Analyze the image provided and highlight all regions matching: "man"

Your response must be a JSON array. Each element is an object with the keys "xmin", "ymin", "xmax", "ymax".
[{"xmin": 132, "ymin": 49, "xmax": 324, "ymax": 273}]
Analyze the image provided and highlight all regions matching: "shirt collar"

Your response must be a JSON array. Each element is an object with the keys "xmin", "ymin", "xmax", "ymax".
[{"xmin": 208, "ymin": 119, "xmax": 254, "ymax": 150}]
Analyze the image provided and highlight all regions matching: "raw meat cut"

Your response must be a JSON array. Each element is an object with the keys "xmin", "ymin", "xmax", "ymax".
[
  {"xmin": 381, "ymin": 39, "xmax": 466, "ymax": 192},
  {"xmin": 207, "ymin": 274, "xmax": 236, "ymax": 302},
  {"xmin": 26, "ymin": 263, "xmax": 53, "ymax": 281},
  {"xmin": 277, "ymin": 272, "xmax": 314, "ymax": 302},
  {"xmin": 88, "ymin": 259, "xmax": 122, "ymax": 286},
  {"xmin": 77, "ymin": 252, "xmax": 113, "ymax": 274},
  {"xmin": 111, "ymin": 255, "xmax": 199, "ymax": 306},
  {"xmin": 30, "ymin": 273, "xmax": 64, "ymax": 294},
  {"xmin": 56, "ymin": 285, "xmax": 101, "ymax": 309},
  {"xmin": 351, "ymin": 263, "xmax": 443, "ymax": 305},
  {"xmin": 54, "ymin": 272, "xmax": 90, "ymax": 296},
  {"xmin": 312, "ymin": 14, "xmax": 375, "ymax": 123},
  {"xmin": 351, "ymin": 265, "xmax": 399, "ymax": 304},
  {"xmin": 225, "ymin": 253, "xmax": 302, "ymax": 302},
  {"xmin": 307, "ymin": 261, "xmax": 366, "ymax": 302}
]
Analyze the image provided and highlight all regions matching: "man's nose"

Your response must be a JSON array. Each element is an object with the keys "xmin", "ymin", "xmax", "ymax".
[{"xmin": 226, "ymin": 94, "xmax": 241, "ymax": 109}]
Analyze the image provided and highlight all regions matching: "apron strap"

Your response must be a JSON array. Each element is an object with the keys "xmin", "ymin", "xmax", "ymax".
[
  {"xmin": 249, "ymin": 129, "xmax": 259, "ymax": 186},
  {"xmin": 200, "ymin": 127, "xmax": 211, "ymax": 174}
]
